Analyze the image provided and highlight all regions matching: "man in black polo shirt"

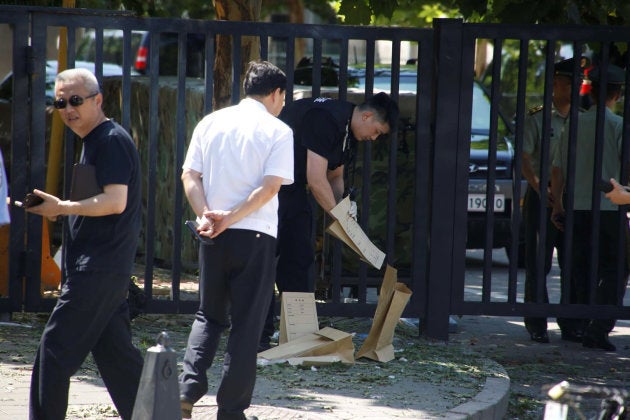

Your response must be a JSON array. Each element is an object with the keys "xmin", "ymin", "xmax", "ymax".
[
  {"xmin": 26, "ymin": 68, "xmax": 143, "ymax": 420},
  {"xmin": 260, "ymin": 92, "xmax": 398, "ymax": 350}
]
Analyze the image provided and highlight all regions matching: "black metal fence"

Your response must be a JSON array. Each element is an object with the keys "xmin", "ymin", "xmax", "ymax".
[
  {"xmin": 0, "ymin": 6, "xmax": 629, "ymax": 340},
  {"xmin": 430, "ymin": 20, "xmax": 630, "ymax": 339}
]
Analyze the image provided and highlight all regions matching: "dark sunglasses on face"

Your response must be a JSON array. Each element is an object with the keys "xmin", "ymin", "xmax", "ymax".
[{"xmin": 53, "ymin": 92, "xmax": 99, "ymax": 109}]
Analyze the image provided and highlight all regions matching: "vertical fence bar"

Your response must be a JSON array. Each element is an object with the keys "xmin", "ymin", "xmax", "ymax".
[{"xmin": 425, "ymin": 19, "xmax": 465, "ymax": 340}]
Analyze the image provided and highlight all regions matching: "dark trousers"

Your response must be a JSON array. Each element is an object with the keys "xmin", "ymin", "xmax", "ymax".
[
  {"xmin": 29, "ymin": 271, "xmax": 143, "ymax": 420},
  {"xmin": 261, "ymin": 188, "xmax": 314, "ymax": 344},
  {"xmin": 179, "ymin": 229, "xmax": 276, "ymax": 420},
  {"xmin": 571, "ymin": 211, "xmax": 629, "ymax": 337},
  {"xmin": 523, "ymin": 185, "xmax": 568, "ymax": 333}
]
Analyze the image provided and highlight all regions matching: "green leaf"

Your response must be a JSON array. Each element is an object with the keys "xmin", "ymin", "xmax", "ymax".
[
  {"xmin": 339, "ymin": 0, "xmax": 374, "ymax": 25},
  {"xmin": 370, "ymin": 0, "xmax": 398, "ymax": 19}
]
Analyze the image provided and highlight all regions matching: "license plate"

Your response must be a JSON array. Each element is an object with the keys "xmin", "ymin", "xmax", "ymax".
[{"xmin": 467, "ymin": 194, "xmax": 505, "ymax": 212}]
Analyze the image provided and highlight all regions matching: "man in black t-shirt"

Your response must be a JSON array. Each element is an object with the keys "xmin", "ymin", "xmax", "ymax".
[
  {"xmin": 26, "ymin": 68, "xmax": 143, "ymax": 420},
  {"xmin": 260, "ymin": 92, "xmax": 398, "ymax": 350}
]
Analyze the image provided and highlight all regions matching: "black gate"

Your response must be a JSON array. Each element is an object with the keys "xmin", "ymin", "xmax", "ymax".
[
  {"xmin": 0, "ymin": 5, "xmax": 432, "ymax": 327},
  {"xmin": 1, "ymin": 6, "xmax": 629, "ymax": 341},
  {"xmin": 431, "ymin": 20, "xmax": 630, "ymax": 339}
]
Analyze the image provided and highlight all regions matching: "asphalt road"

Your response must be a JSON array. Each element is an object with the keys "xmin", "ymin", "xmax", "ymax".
[{"xmin": 454, "ymin": 248, "xmax": 630, "ymax": 419}]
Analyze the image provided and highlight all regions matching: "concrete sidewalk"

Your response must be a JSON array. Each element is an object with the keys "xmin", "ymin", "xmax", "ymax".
[
  {"xmin": 0, "ymin": 315, "xmax": 511, "ymax": 420},
  {"xmin": 3, "ymin": 312, "xmax": 629, "ymax": 419},
  {"xmin": 3, "ymin": 249, "xmax": 629, "ymax": 419}
]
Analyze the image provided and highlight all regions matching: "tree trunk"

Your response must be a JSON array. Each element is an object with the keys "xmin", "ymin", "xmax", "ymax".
[
  {"xmin": 286, "ymin": 0, "xmax": 305, "ymax": 67},
  {"xmin": 213, "ymin": 0, "xmax": 261, "ymax": 110}
]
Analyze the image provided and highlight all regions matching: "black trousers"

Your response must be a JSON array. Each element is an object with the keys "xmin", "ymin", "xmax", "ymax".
[
  {"xmin": 522, "ymin": 185, "xmax": 574, "ymax": 333},
  {"xmin": 571, "ymin": 211, "xmax": 629, "ymax": 336},
  {"xmin": 29, "ymin": 270, "xmax": 143, "ymax": 420},
  {"xmin": 179, "ymin": 229, "xmax": 276, "ymax": 420},
  {"xmin": 261, "ymin": 188, "xmax": 314, "ymax": 344}
]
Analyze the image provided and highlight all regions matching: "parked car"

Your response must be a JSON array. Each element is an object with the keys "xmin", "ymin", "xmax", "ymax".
[
  {"xmin": 0, "ymin": 59, "xmax": 127, "ymax": 105},
  {"xmin": 76, "ymin": 28, "xmax": 145, "ymax": 71},
  {"xmin": 134, "ymin": 32, "xmax": 206, "ymax": 77},
  {"xmin": 293, "ymin": 56, "xmax": 361, "ymax": 87},
  {"xmin": 359, "ymin": 69, "xmax": 524, "ymax": 261}
]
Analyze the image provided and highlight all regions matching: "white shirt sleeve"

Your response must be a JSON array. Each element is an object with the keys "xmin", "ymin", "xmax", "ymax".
[
  {"xmin": 265, "ymin": 128, "xmax": 294, "ymax": 185},
  {"xmin": 182, "ymin": 118, "xmax": 207, "ymax": 173}
]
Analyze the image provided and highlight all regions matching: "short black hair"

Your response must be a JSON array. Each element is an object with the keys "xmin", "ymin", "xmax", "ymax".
[
  {"xmin": 243, "ymin": 60, "xmax": 287, "ymax": 97},
  {"xmin": 357, "ymin": 92, "xmax": 399, "ymax": 130}
]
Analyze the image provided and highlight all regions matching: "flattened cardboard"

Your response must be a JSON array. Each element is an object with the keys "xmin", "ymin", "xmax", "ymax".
[
  {"xmin": 278, "ymin": 292, "xmax": 319, "ymax": 344},
  {"xmin": 286, "ymin": 356, "xmax": 344, "ymax": 366},
  {"xmin": 356, "ymin": 265, "xmax": 412, "ymax": 362},
  {"xmin": 258, "ymin": 327, "xmax": 355, "ymax": 365},
  {"xmin": 326, "ymin": 197, "xmax": 385, "ymax": 269}
]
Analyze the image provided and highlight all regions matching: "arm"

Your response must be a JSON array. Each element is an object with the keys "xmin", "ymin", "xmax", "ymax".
[
  {"xmin": 204, "ymin": 175, "xmax": 284, "ymax": 238},
  {"xmin": 26, "ymin": 185, "xmax": 128, "ymax": 219},
  {"xmin": 522, "ymin": 112, "xmax": 543, "ymax": 194},
  {"xmin": 521, "ymin": 152, "xmax": 540, "ymax": 194},
  {"xmin": 306, "ymin": 150, "xmax": 340, "ymax": 212},
  {"xmin": 181, "ymin": 168, "xmax": 213, "ymax": 235},
  {"xmin": 181, "ymin": 168, "xmax": 210, "ymax": 218},
  {"xmin": 327, "ymin": 165, "xmax": 345, "ymax": 203}
]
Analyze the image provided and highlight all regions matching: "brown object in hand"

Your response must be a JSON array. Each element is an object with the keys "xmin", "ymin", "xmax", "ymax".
[
  {"xmin": 22, "ymin": 193, "xmax": 44, "ymax": 208},
  {"xmin": 70, "ymin": 164, "xmax": 102, "ymax": 201}
]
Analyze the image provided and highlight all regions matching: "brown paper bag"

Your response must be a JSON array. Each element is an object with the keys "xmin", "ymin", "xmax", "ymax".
[
  {"xmin": 258, "ymin": 327, "xmax": 355, "ymax": 365},
  {"xmin": 278, "ymin": 292, "xmax": 319, "ymax": 344},
  {"xmin": 356, "ymin": 265, "xmax": 412, "ymax": 362},
  {"xmin": 326, "ymin": 197, "xmax": 385, "ymax": 269}
]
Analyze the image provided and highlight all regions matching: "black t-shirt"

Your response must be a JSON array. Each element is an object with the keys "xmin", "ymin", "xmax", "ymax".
[
  {"xmin": 279, "ymin": 98, "xmax": 355, "ymax": 188},
  {"xmin": 65, "ymin": 120, "xmax": 142, "ymax": 276}
]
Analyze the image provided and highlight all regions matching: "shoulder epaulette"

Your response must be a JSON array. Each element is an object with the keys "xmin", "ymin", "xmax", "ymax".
[{"xmin": 528, "ymin": 105, "xmax": 543, "ymax": 115}]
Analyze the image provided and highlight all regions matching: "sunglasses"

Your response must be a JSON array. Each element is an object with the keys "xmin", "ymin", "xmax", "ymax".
[{"xmin": 53, "ymin": 92, "xmax": 99, "ymax": 109}]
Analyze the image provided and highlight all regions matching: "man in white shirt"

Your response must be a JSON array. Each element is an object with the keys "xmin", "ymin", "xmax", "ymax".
[{"xmin": 178, "ymin": 61, "xmax": 294, "ymax": 420}]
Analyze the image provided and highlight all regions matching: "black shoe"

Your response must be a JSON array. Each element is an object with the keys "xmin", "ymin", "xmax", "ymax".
[
  {"xmin": 583, "ymin": 335, "xmax": 616, "ymax": 351},
  {"xmin": 561, "ymin": 330, "xmax": 584, "ymax": 343},
  {"xmin": 530, "ymin": 331, "xmax": 550, "ymax": 343}
]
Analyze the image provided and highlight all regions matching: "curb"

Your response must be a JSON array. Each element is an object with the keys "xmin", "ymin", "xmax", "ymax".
[
  {"xmin": 442, "ymin": 363, "xmax": 511, "ymax": 420},
  {"xmin": 189, "ymin": 359, "xmax": 511, "ymax": 420}
]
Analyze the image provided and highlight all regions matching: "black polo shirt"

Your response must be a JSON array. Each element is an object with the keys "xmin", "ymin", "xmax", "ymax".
[
  {"xmin": 279, "ymin": 97, "xmax": 355, "ymax": 188},
  {"xmin": 65, "ymin": 120, "xmax": 141, "ymax": 276}
]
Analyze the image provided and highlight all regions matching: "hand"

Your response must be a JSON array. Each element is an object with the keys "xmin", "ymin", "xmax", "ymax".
[
  {"xmin": 605, "ymin": 178, "xmax": 630, "ymax": 205},
  {"xmin": 348, "ymin": 200, "xmax": 358, "ymax": 221},
  {"xmin": 196, "ymin": 214, "xmax": 212, "ymax": 230},
  {"xmin": 546, "ymin": 186, "xmax": 555, "ymax": 207},
  {"xmin": 24, "ymin": 189, "xmax": 62, "ymax": 221},
  {"xmin": 551, "ymin": 209, "xmax": 565, "ymax": 231},
  {"xmin": 202, "ymin": 209, "xmax": 231, "ymax": 238}
]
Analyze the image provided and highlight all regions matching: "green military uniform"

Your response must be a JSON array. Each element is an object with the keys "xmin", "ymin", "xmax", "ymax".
[
  {"xmin": 552, "ymin": 64, "xmax": 628, "ymax": 351},
  {"xmin": 522, "ymin": 103, "xmax": 568, "ymax": 338},
  {"xmin": 554, "ymin": 105, "xmax": 624, "ymax": 210},
  {"xmin": 522, "ymin": 57, "xmax": 581, "ymax": 342}
]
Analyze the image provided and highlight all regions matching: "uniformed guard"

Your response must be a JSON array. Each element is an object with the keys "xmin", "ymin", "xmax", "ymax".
[
  {"xmin": 521, "ymin": 58, "xmax": 584, "ymax": 344},
  {"xmin": 550, "ymin": 63, "xmax": 627, "ymax": 351},
  {"xmin": 259, "ymin": 93, "xmax": 399, "ymax": 351}
]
